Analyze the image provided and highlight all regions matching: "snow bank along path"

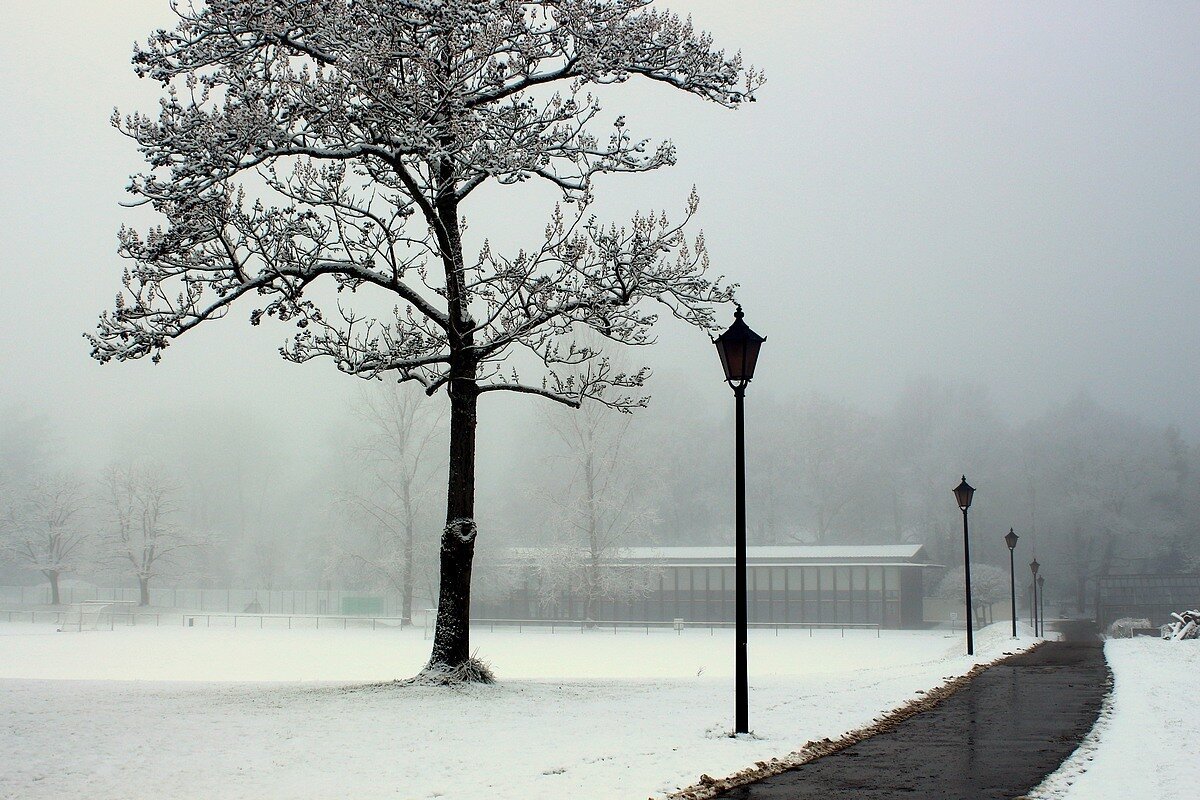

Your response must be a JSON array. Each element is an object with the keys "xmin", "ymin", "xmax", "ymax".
[
  {"xmin": 695, "ymin": 638, "xmax": 1108, "ymax": 800},
  {"xmin": 1, "ymin": 621, "xmax": 1032, "ymax": 800},
  {"xmin": 1029, "ymin": 638, "xmax": 1200, "ymax": 800}
]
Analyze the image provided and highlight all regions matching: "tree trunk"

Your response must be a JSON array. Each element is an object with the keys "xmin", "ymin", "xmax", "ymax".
[
  {"xmin": 584, "ymin": 451, "xmax": 599, "ymax": 628},
  {"xmin": 46, "ymin": 571, "xmax": 61, "ymax": 605},
  {"xmin": 428, "ymin": 379, "xmax": 478, "ymax": 671},
  {"xmin": 402, "ymin": 502, "xmax": 415, "ymax": 627},
  {"xmin": 139, "ymin": 577, "xmax": 150, "ymax": 607}
]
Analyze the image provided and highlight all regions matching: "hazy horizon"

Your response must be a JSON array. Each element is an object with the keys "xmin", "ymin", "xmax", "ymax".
[{"xmin": 3, "ymin": 0, "xmax": 1199, "ymax": 500}]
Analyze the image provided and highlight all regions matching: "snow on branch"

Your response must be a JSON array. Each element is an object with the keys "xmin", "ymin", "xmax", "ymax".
[{"xmin": 91, "ymin": 0, "xmax": 757, "ymax": 410}]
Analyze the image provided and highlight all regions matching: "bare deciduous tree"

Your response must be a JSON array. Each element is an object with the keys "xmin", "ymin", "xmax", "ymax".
[
  {"xmin": 332, "ymin": 383, "xmax": 445, "ymax": 625},
  {"xmin": 534, "ymin": 401, "xmax": 657, "ymax": 624},
  {"xmin": 0, "ymin": 475, "xmax": 89, "ymax": 605},
  {"xmin": 102, "ymin": 464, "xmax": 204, "ymax": 606},
  {"xmin": 89, "ymin": 1, "xmax": 759, "ymax": 679}
]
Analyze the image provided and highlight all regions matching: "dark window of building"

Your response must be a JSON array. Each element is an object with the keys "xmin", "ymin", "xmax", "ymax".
[
  {"xmin": 771, "ymin": 567, "xmax": 786, "ymax": 622},
  {"xmin": 836, "ymin": 567, "xmax": 851, "ymax": 622},
  {"xmin": 851, "ymin": 566, "xmax": 868, "ymax": 623},
  {"xmin": 868, "ymin": 566, "xmax": 883, "ymax": 623},
  {"xmin": 819, "ymin": 567, "xmax": 834, "ymax": 622}
]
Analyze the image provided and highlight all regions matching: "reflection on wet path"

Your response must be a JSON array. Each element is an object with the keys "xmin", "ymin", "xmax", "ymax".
[{"xmin": 718, "ymin": 622, "xmax": 1108, "ymax": 800}]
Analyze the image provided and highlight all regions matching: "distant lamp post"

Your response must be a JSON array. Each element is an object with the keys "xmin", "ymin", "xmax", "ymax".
[
  {"xmin": 1037, "ymin": 574, "xmax": 1046, "ymax": 637},
  {"xmin": 1029, "ymin": 558, "xmax": 1041, "ymax": 636},
  {"xmin": 953, "ymin": 476, "xmax": 976, "ymax": 655},
  {"xmin": 714, "ymin": 304, "xmax": 765, "ymax": 736},
  {"xmin": 1004, "ymin": 528, "xmax": 1019, "ymax": 638}
]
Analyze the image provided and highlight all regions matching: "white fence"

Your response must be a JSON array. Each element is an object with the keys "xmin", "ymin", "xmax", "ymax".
[
  {"xmin": 2, "ymin": 607, "xmax": 880, "ymax": 638},
  {"xmin": 0, "ymin": 585, "xmax": 410, "ymax": 616}
]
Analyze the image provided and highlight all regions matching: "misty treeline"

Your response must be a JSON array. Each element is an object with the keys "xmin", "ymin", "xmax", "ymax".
[
  {"xmin": 603, "ymin": 378, "xmax": 1200, "ymax": 616},
  {"xmin": 0, "ymin": 431, "xmax": 211, "ymax": 606},
  {"xmin": 3, "ymin": 378, "xmax": 1196, "ymax": 614},
  {"xmin": 733, "ymin": 380, "xmax": 1200, "ymax": 615}
]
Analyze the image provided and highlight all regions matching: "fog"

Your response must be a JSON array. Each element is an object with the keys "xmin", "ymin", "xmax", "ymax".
[{"xmin": 2, "ymin": 2, "xmax": 1199, "ymax": 608}]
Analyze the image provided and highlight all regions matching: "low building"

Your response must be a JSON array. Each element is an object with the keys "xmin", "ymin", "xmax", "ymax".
[
  {"xmin": 474, "ymin": 544, "xmax": 936, "ymax": 628},
  {"xmin": 1095, "ymin": 573, "xmax": 1200, "ymax": 629}
]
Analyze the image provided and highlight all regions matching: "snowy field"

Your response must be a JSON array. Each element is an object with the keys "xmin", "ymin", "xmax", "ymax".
[
  {"xmin": 1031, "ymin": 637, "xmax": 1200, "ymax": 800},
  {"xmin": 1, "ymin": 621, "xmax": 1027, "ymax": 800}
]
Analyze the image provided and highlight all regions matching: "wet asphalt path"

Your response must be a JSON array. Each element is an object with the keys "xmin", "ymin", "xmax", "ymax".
[{"xmin": 716, "ymin": 622, "xmax": 1109, "ymax": 800}]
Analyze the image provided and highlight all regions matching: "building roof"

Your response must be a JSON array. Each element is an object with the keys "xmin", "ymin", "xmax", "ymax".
[{"xmin": 508, "ymin": 544, "xmax": 932, "ymax": 566}]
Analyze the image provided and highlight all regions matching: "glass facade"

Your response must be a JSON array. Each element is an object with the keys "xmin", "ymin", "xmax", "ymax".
[{"xmin": 478, "ymin": 562, "xmax": 919, "ymax": 628}]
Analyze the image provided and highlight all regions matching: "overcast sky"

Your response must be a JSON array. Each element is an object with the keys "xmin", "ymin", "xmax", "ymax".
[{"xmin": 2, "ymin": 0, "xmax": 1199, "ymax": 472}]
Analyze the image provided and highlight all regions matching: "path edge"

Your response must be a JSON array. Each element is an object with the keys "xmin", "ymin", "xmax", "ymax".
[{"xmin": 662, "ymin": 643, "xmax": 1046, "ymax": 800}]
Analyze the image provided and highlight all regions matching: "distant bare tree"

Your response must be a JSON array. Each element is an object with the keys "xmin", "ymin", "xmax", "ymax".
[
  {"xmin": 333, "ymin": 384, "xmax": 445, "ymax": 625},
  {"xmin": 534, "ymin": 401, "xmax": 658, "ymax": 623},
  {"xmin": 101, "ymin": 464, "xmax": 205, "ymax": 606},
  {"xmin": 0, "ymin": 475, "xmax": 89, "ymax": 604}
]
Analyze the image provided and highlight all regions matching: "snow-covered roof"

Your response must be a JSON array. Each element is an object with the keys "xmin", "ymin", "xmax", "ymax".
[{"xmin": 507, "ymin": 544, "xmax": 932, "ymax": 566}]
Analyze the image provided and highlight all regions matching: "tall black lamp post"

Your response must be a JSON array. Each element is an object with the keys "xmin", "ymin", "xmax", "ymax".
[
  {"xmin": 714, "ymin": 304, "xmax": 765, "ymax": 735},
  {"xmin": 1004, "ymin": 528, "xmax": 1019, "ymax": 638},
  {"xmin": 1037, "ymin": 574, "xmax": 1046, "ymax": 637},
  {"xmin": 953, "ymin": 476, "xmax": 975, "ymax": 655},
  {"xmin": 1029, "ymin": 558, "xmax": 1040, "ymax": 636}
]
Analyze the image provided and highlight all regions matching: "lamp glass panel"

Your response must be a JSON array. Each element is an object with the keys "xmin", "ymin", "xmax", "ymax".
[{"xmin": 740, "ymin": 339, "xmax": 762, "ymax": 380}]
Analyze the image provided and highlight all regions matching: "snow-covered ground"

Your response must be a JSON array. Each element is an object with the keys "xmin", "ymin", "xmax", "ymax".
[
  {"xmin": 1030, "ymin": 637, "xmax": 1200, "ymax": 800},
  {"xmin": 1, "ymin": 621, "xmax": 1026, "ymax": 800}
]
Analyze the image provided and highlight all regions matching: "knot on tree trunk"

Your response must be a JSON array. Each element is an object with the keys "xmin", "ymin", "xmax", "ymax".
[{"xmin": 444, "ymin": 517, "xmax": 477, "ymax": 545}]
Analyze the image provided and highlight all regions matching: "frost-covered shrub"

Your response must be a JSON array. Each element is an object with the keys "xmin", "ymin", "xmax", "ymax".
[{"xmin": 1109, "ymin": 617, "xmax": 1152, "ymax": 638}]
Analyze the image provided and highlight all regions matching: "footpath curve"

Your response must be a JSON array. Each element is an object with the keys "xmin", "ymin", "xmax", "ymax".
[{"xmin": 713, "ymin": 621, "xmax": 1109, "ymax": 800}]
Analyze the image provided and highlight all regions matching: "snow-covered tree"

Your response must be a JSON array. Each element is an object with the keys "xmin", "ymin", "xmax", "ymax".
[
  {"xmin": 89, "ymin": 1, "xmax": 759, "ymax": 679},
  {"xmin": 332, "ymin": 383, "xmax": 445, "ymax": 625},
  {"xmin": 0, "ymin": 475, "xmax": 89, "ymax": 604},
  {"xmin": 101, "ymin": 463, "xmax": 204, "ymax": 606},
  {"xmin": 533, "ymin": 400, "xmax": 657, "ymax": 623},
  {"xmin": 936, "ymin": 563, "xmax": 1009, "ymax": 626}
]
